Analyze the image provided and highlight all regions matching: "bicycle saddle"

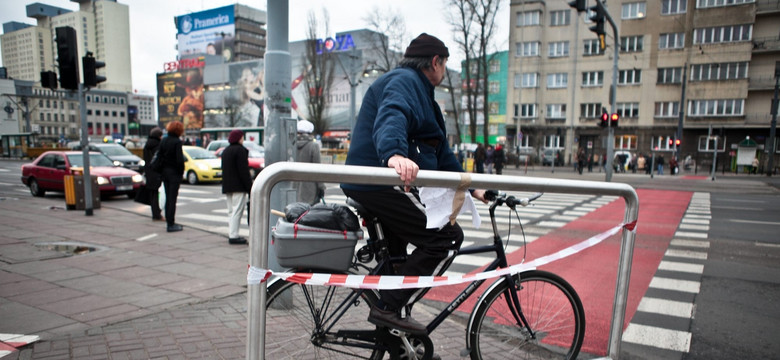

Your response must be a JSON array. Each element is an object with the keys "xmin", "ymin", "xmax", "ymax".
[{"xmin": 346, "ymin": 197, "xmax": 375, "ymax": 219}]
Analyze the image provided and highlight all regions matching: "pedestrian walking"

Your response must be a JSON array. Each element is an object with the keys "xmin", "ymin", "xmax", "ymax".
[
  {"xmin": 142, "ymin": 127, "xmax": 164, "ymax": 221},
  {"xmin": 221, "ymin": 129, "xmax": 253, "ymax": 245},
  {"xmin": 657, "ymin": 155, "xmax": 665, "ymax": 175},
  {"xmin": 485, "ymin": 145, "xmax": 494, "ymax": 174},
  {"xmin": 294, "ymin": 119, "xmax": 325, "ymax": 204},
  {"xmin": 158, "ymin": 121, "xmax": 185, "ymax": 232},
  {"xmin": 494, "ymin": 144, "xmax": 506, "ymax": 175},
  {"xmin": 474, "ymin": 143, "xmax": 486, "ymax": 173}
]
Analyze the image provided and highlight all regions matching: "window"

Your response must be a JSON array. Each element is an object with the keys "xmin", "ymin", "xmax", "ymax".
[
  {"xmin": 87, "ymin": 109, "xmax": 92, "ymax": 115},
  {"xmin": 693, "ymin": 24, "xmax": 752, "ymax": 44},
  {"xmin": 86, "ymin": 95, "xmax": 91, "ymax": 102},
  {"xmin": 521, "ymin": 73, "xmax": 538, "ymax": 88},
  {"xmin": 545, "ymin": 134, "xmax": 565, "ymax": 148},
  {"xmin": 622, "ymin": 2, "xmax": 647, "ymax": 19},
  {"xmin": 690, "ymin": 62, "xmax": 749, "ymax": 81},
  {"xmin": 103, "ymin": 97, "xmax": 108, "ymax": 103},
  {"xmin": 657, "ymin": 67, "xmax": 683, "ymax": 84},
  {"xmin": 546, "ymin": 104, "xmax": 566, "ymax": 119},
  {"xmin": 619, "ymin": 69, "xmax": 642, "ymax": 85},
  {"xmin": 547, "ymin": 73, "xmax": 568, "ymax": 88},
  {"xmin": 620, "ymin": 36, "xmax": 644, "ymax": 52},
  {"xmin": 489, "ymin": 102, "xmax": 500, "ymax": 114},
  {"xmin": 489, "ymin": 81, "xmax": 500, "ymax": 94},
  {"xmin": 659, "ymin": 33, "xmax": 685, "ymax": 49},
  {"xmin": 697, "ymin": 0, "xmax": 754, "ymax": 8},
  {"xmin": 688, "ymin": 99, "xmax": 744, "ymax": 116},
  {"xmin": 550, "ymin": 10, "xmax": 571, "ymax": 26},
  {"xmin": 581, "ymin": 103, "xmax": 602, "ymax": 118},
  {"xmin": 651, "ymin": 135, "xmax": 677, "ymax": 151},
  {"xmin": 662, "ymin": 0, "xmax": 687, "ymax": 14},
  {"xmin": 519, "ymin": 103, "xmax": 537, "ymax": 118},
  {"xmin": 582, "ymin": 71, "xmax": 604, "ymax": 86},
  {"xmin": 615, "ymin": 135, "xmax": 638, "ymax": 150},
  {"xmin": 104, "ymin": 110, "xmax": 109, "ymax": 116},
  {"xmin": 617, "ymin": 102, "xmax": 640, "ymax": 118},
  {"xmin": 112, "ymin": 111, "xmax": 118, "ymax": 117},
  {"xmin": 519, "ymin": 41, "xmax": 540, "ymax": 57},
  {"xmin": 517, "ymin": 11, "xmax": 541, "ymax": 26},
  {"xmin": 655, "ymin": 101, "xmax": 679, "ymax": 118},
  {"xmin": 548, "ymin": 41, "xmax": 570, "ymax": 57},
  {"xmin": 584, "ymin": 39, "xmax": 603, "ymax": 56},
  {"xmin": 698, "ymin": 135, "xmax": 727, "ymax": 152}
]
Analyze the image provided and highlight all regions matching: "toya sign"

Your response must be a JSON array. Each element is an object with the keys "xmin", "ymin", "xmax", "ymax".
[{"xmin": 317, "ymin": 34, "xmax": 355, "ymax": 54}]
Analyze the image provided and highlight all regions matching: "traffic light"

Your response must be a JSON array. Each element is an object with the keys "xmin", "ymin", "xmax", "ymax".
[
  {"xmin": 589, "ymin": 1, "xmax": 607, "ymax": 50},
  {"xmin": 668, "ymin": 137, "xmax": 680, "ymax": 147},
  {"xmin": 569, "ymin": 0, "xmax": 588, "ymax": 12},
  {"xmin": 55, "ymin": 27, "xmax": 79, "ymax": 90},
  {"xmin": 610, "ymin": 113, "xmax": 619, "ymax": 127},
  {"xmin": 82, "ymin": 52, "xmax": 106, "ymax": 88},
  {"xmin": 599, "ymin": 111, "xmax": 609, "ymax": 128},
  {"xmin": 40, "ymin": 71, "xmax": 58, "ymax": 90},
  {"xmin": 675, "ymin": 138, "xmax": 681, "ymax": 146}
]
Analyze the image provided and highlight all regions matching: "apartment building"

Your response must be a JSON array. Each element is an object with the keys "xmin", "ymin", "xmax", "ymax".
[{"xmin": 508, "ymin": 0, "xmax": 780, "ymax": 171}]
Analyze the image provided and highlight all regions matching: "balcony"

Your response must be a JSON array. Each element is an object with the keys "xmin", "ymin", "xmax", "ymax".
[
  {"xmin": 756, "ymin": 0, "xmax": 780, "ymax": 14},
  {"xmin": 748, "ymin": 76, "xmax": 777, "ymax": 91},
  {"xmin": 752, "ymin": 36, "xmax": 780, "ymax": 53}
]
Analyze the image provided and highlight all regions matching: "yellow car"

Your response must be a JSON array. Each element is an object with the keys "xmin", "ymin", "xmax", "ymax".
[{"xmin": 182, "ymin": 145, "xmax": 222, "ymax": 184}]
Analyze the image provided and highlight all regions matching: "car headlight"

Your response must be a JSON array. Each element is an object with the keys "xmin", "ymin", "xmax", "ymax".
[
  {"xmin": 96, "ymin": 176, "xmax": 110, "ymax": 185},
  {"xmin": 197, "ymin": 163, "xmax": 209, "ymax": 171},
  {"xmin": 113, "ymin": 160, "xmax": 123, "ymax": 167},
  {"xmin": 139, "ymin": 160, "xmax": 146, "ymax": 166},
  {"xmin": 132, "ymin": 174, "xmax": 144, "ymax": 183}
]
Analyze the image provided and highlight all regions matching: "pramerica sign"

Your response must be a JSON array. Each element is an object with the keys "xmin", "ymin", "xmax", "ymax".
[{"xmin": 176, "ymin": 5, "xmax": 235, "ymax": 59}]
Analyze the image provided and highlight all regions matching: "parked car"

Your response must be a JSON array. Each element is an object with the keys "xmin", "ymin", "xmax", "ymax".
[
  {"xmin": 182, "ymin": 145, "xmax": 222, "ymax": 184},
  {"xmin": 541, "ymin": 149, "xmax": 564, "ymax": 166},
  {"xmin": 21, "ymin": 151, "xmax": 143, "ymax": 198},
  {"xmin": 205, "ymin": 140, "xmax": 230, "ymax": 153},
  {"xmin": 70, "ymin": 143, "xmax": 144, "ymax": 173},
  {"xmin": 214, "ymin": 144, "xmax": 265, "ymax": 178}
]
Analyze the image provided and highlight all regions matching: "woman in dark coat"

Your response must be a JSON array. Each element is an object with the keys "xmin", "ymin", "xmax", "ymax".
[
  {"xmin": 142, "ymin": 127, "xmax": 164, "ymax": 221},
  {"xmin": 158, "ymin": 121, "xmax": 185, "ymax": 232}
]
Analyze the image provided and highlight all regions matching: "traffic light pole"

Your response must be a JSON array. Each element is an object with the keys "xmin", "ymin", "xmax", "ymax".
[
  {"xmin": 604, "ymin": 2, "xmax": 618, "ymax": 183},
  {"xmin": 78, "ymin": 83, "xmax": 94, "ymax": 215}
]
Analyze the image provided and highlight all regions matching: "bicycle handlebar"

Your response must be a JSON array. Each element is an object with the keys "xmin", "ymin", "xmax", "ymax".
[{"xmin": 487, "ymin": 191, "xmax": 543, "ymax": 210}]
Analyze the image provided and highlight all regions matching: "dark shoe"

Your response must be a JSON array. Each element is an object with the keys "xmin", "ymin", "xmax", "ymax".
[
  {"xmin": 166, "ymin": 224, "xmax": 183, "ymax": 232},
  {"xmin": 368, "ymin": 306, "xmax": 426, "ymax": 335},
  {"xmin": 228, "ymin": 237, "xmax": 248, "ymax": 245}
]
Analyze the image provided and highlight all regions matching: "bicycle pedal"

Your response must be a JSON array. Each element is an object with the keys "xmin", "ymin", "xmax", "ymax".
[{"xmin": 388, "ymin": 328, "xmax": 405, "ymax": 337}]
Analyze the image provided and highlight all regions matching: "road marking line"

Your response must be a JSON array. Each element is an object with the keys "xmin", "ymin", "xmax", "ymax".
[
  {"xmin": 729, "ymin": 219, "xmax": 780, "ymax": 226},
  {"xmin": 649, "ymin": 277, "xmax": 701, "ymax": 293},
  {"xmin": 755, "ymin": 242, "xmax": 780, "ymax": 248},
  {"xmin": 670, "ymin": 239, "xmax": 710, "ymax": 248},
  {"xmin": 658, "ymin": 260, "xmax": 704, "ymax": 274},
  {"xmin": 665, "ymin": 248, "xmax": 708, "ymax": 260},
  {"xmin": 678, "ymin": 223, "xmax": 709, "ymax": 231},
  {"xmin": 622, "ymin": 323, "xmax": 692, "ymax": 352},
  {"xmin": 136, "ymin": 234, "xmax": 158, "ymax": 242},
  {"xmin": 637, "ymin": 297, "xmax": 695, "ymax": 318},
  {"xmin": 681, "ymin": 218, "xmax": 709, "ymax": 225},
  {"xmin": 674, "ymin": 231, "xmax": 708, "ymax": 239},
  {"xmin": 537, "ymin": 221, "xmax": 568, "ymax": 228}
]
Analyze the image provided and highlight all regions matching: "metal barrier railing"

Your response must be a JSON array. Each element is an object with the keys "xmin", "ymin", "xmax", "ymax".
[{"xmin": 247, "ymin": 162, "xmax": 639, "ymax": 360}]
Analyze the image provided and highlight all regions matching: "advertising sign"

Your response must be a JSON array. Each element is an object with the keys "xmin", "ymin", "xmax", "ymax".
[
  {"xmin": 176, "ymin": 6, "xmax": 235, "ymax": 61},
  {"xmin": 156, "ymin": 68, "xmax": 204, "ymax": 131},
  {"xmin": 226, "ymin": 60, "xmax": 264, "ymax": 127}
]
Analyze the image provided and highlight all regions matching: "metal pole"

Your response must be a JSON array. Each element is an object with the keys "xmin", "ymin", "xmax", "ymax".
[
  {"xmin": 676, "ymin": 65, "xmax": 687, "ymax": 162},
  {"xmin": 708, "ymin": 124, "xmax": 717, "ymax": 181},
  {"xmin": 767, "ymin": 61, "xmax": 779, "ymax": 177},
  {"xmin": 603, "ymin": 0, "xmax": 618, "ymax": 183},
  {"xmin": 78, "ymin": 83, "xmax": 93, "ymax": 215},
  {"xmin": 247, "ymin": 163, "xmax": 640, "ymax": 359},
  {"xmin": 250, "ymin": 1, "xmax": 289, "ymax": 359}
]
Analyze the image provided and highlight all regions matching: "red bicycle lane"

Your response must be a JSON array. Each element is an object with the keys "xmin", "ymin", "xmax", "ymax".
[{"xmin": 424, "ymin": 188, "xmax": 692, "ymax": 356}]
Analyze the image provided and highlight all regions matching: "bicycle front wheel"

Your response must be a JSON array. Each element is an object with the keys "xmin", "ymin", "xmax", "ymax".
[
  {"xmin": 469, "ymin": 270, "xmax": 585, "ymax": 360},
  {"xmin": 265, "ymin": 272, "xmax": 380, "ymax": 359}
]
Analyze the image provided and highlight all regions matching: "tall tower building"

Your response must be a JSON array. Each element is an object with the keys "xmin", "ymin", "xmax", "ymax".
[{"xmin": 1, "ymin": 0, "xmax": 132, "ymax": 93}]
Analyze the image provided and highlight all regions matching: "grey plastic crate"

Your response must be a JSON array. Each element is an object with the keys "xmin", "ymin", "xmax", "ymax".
[{"xmin": 272, "ymin": 218, "xmax": 363, "ymax": 272}]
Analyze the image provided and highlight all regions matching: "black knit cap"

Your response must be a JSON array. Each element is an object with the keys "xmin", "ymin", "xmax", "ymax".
[{"xmin": 404, "ymin": 33, "xmax": 449, "ymax": 58}]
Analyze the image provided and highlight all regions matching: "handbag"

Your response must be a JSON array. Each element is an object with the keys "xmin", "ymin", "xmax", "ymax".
[{"xmin": 134, "ymin": 185, "xmax": 152, "ymax": 205}]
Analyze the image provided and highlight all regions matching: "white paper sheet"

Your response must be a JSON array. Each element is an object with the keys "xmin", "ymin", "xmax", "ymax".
[{"xmin": 419, "ymin": 187, "xmax": 481, "ymax": 230}]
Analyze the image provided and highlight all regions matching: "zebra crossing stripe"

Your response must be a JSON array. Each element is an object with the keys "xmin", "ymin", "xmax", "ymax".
[
  {"xmin": 622, "ymin": 323, "xmax": 692, "ymax": 352},
  {"xmin": 636, "ymin": 297, "xmax": 694, "ymax": 318},
  {"xmin": 665, "ymin": 248, "xmax": 708, "ymax": 260},
  {"xmin": 658, "ymin": 261, "xmax": 704, "ymax": 274},
  {"xmin": 649, "ymin": 277, "xmax": 701, "ymax": 293}
]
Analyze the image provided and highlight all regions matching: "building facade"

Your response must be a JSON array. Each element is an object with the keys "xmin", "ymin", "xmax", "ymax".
[
  {"xmin": 459, "ymin": 51, "xmax": 510, "ymax": 145},
  {"xmin": 508, "ymin": 0, "xmax": 780, "ymax": 171},
  {"xmin": 1, "ymin": 0, "xmax": 133, "ymax": 93}
]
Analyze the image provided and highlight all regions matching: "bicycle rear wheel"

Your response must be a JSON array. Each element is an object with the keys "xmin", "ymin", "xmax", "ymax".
[
  {"xmin": 265, "ymin": 272, "xmax": 380, "ymax": 359},
  {"xmin": 469, "ymin": 270, "xmax": 585, "ymax": 360}
]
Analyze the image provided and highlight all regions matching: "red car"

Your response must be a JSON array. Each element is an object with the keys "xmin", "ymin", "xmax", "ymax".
[
  {"xmin": 21, "ymin": 151, "xmax": 144, "ymax": 198},
  {"xmin": 214, "ymin": 144, "xmax": 265, "ymax": 179}
]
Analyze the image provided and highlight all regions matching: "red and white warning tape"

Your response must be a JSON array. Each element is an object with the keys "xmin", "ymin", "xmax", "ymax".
[{"xmin": 248, "ymin": 221, "xmax": 637, "ymax": 290}]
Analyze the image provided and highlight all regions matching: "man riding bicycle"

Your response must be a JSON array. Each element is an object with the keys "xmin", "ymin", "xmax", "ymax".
[{"xmin": 341, "ymin": 33, "xmax": 488, "ymax": 336}]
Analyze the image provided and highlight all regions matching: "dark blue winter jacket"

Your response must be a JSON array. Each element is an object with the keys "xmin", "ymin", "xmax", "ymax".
[{"xmin": 341, "ymin": 65, "xmax": 463, "ymax": 191}]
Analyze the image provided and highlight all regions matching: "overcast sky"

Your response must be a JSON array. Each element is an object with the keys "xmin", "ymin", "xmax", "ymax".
[{"xmin": 0, "ymin": 0, "xmax": 509, "ymax": 95}]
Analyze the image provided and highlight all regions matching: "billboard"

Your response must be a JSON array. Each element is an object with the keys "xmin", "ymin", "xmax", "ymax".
[
  {"xmin": 157, "ymin": 68, "xmax": 204, "ymax": 131},
  {"xmin": 176, "ymin": 6, "xmax": 235, "ymax": 61},
  {"xmin": 227, "ymin": 60, "xmax": 264, "ymax": 127}
]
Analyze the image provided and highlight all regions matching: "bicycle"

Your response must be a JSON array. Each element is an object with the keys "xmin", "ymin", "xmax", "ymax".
[{"xmin": 265, "ymin": 191, "xmax": 585, "ymax": 359}]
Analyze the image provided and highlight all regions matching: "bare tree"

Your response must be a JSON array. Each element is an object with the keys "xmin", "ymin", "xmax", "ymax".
[
  {"xmin": 362, "ymin": 6, "xmax": 407, "ymax": 73},
  {"xmin": 446, "ymin": 0, "xmax": 502, "ymax": 146},
  {"xmin": 444, "ymin": 68, "xmax": 463, "ymax": 145},
  {"xmin": 302, "ymin": 10, "xmax": 336, "ymax": 135}
]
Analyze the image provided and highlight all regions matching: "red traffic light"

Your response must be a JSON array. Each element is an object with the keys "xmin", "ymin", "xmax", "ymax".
[
  {"xmin": 610, "ymin": 113, "xmax": 619, "ymax": 127},
  {"xmin": 599, "ymin": 112, "xmax": 609, "ymax": 128},
  {"xmin": 675, "ymin": 139, "xmax": 681, "ymax": 146}
]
